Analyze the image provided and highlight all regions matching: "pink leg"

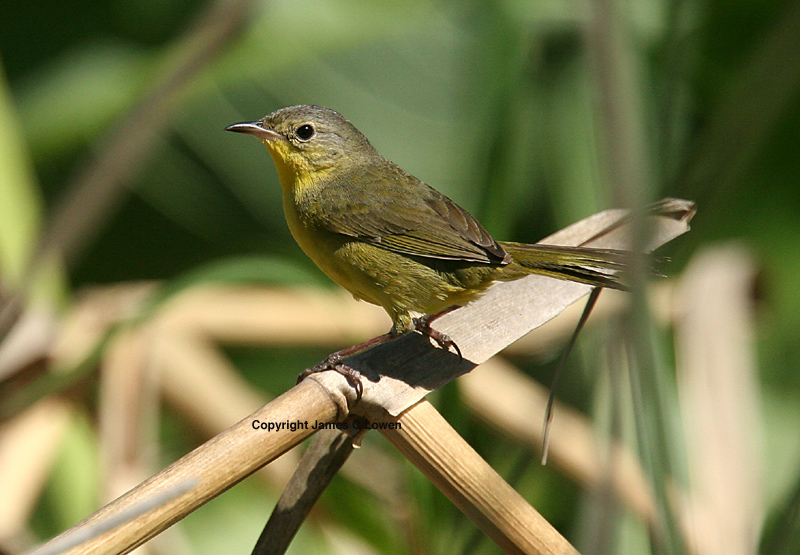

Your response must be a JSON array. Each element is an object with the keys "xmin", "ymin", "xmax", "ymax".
[{"xmin": 297, "ymin": 332, "xmax": 395, "ymax": 399}]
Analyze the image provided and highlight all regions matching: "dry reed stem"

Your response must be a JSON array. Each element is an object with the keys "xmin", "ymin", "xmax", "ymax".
[
  {"xmin": 98, "ymin": 327, "xmax": 160, "ymax": 504},
  {"xmin": 252, "ymin": 427, "xmax": 358, "ymax": 555},
  {"xmin": 154, "ymin": 326, "xmax": 301, "ymax": 485},
  {"xmin": 159, "ymin": 286, "xmax": 389, "ymax": 347},
  {"xmin": 383, "ymin": 400, "xmax": 579, "ymax": 555},
  {"xmin": 52, "ymin": 283, "xmax": 156, "ymax": 371},
  {"xmin": 503, "ymin": 284, "xmax": 673, "ymax": 357},
  {"xmin": 674, "ymin": 244, "xmax": 763, "ymax": 555},
  {"xmin": 32, "ymin": 378, "xmax": 344, "ymax": 555},
  {"xmin": 0, "ymin": 308, "xmax": 58, "ymax": 382},
  {"xmin": 0, "ymin": 398, "xmax": 71, "ymax": 546}
]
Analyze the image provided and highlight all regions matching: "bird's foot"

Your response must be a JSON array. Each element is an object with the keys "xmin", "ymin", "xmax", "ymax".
[
  {"xmin": 412, "ymin": 307, "xmax": 462, "ymax": 361},
  {"xmin": 297, "ymin": 361, "xmax": 364, "ymax": 400},
  {"xmin": 297, "ymin": 332, "xmax": 394, "ymax": 401}
]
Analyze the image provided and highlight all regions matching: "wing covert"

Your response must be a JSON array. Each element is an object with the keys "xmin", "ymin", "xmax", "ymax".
[{"xmin": 307, "ymin": 163, "xmax": 509, "ymax": 265}]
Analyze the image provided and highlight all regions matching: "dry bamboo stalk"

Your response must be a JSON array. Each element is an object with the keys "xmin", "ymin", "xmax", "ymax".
[
  {"xmin": 98, "ymin": 327, "xmax": 160, "ymax": 505},
  {"xmin": 0, "ymin": 309, "xmax": 58, "ymax": 381},
  {"xmin": 0, "ymin": 398, "xmax": 72, "ymax": 546},
  {"xmin": 383, "ymin": 400, "xmax": 579, "ymax": 555},
  {"xmin": 51, "ymin": 282, "xmax": 156, "ymax": 372},
  {"xmin": 674, "ymin": 244, "xmax": 763, "ymax": 555},
  {"xmin": 155, "ymin": 328, "xmax": 301, "ymax": 484},
  {"xmin": 160, "ymin": 286, "xmax": 388, "ymax": 347},
  {"xmin": 502, "ymin": 283, "xmax": 673, "ymax": 357},
  {"xmin": 252, "ymin": 427, "xmax": 358, "ymax": 555},
  {"xmin": 32, "ymin": 378, "xmax": 345, "ymax": 555}
]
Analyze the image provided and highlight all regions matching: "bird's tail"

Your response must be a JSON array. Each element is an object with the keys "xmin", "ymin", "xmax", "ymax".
[{"xmin": 498, "ymin": 242, "xmax": 635, "ymax": 291}]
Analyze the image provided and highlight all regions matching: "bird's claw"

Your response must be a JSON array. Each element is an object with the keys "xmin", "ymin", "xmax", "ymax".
[
  {"xmin": 427, "ymin": 329, "xmax": 462, "ymax": 361},
  {"xmin": 412, "ymin": 309, "xmax": 463, "ymax": 361}
]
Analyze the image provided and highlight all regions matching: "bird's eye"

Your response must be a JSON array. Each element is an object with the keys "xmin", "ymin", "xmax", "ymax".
[{"xmin": 295, "ymin": 124, "xmax": 315, "ymax": 141}]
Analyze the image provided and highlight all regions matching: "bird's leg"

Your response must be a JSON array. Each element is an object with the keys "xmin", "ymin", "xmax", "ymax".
[
  {"xmin": 298, "ymin": 306, "xmax": 463, "ymax": 399},
  {"xmin": 412, "ymin": 306, "xmax": 462, "ymax": 360},
  {"xmin": 297, "ymin": 332, "xmax": 395, "ymax": 400},
  {"xmin": 309, "ymin": 332, "xmax": 395, "ymax": 371}
]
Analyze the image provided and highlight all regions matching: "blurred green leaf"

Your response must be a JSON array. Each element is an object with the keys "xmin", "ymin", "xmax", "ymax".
[
  {"xmin": 0, "ymin": 62, "xmax": 44, "ymax": 286},
  {"xmin": 0, "ymin": 60, "xmax": 67, "ymax": 309},
  {"xmin": 38, "ymin": 412, "xmax": 99, "ymax": 534},
  {"xmin": 15, "ymin": 42, "xmax": 147, "ymax": 159}
]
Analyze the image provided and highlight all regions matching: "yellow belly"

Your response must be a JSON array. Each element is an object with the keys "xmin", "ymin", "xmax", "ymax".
[{"xmin": 281, "ymin": 189, "xmax": 482, "ymax": 330}]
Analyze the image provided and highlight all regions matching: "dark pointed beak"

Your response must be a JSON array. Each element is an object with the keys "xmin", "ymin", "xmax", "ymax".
[{"xmin": 225, "ymin": 121, "xmax": 283, "ymax": 141}]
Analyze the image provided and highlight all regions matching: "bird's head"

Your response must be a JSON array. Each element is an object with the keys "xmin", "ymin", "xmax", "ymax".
[{"xmin": 226, "ymin": 105, "xmax": 377, "ymax": 192}]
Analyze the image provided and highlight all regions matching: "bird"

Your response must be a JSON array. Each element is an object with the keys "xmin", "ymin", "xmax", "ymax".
[{"xmin": 226, "ymin": 105, "xmax": 630, "ymax": 393}]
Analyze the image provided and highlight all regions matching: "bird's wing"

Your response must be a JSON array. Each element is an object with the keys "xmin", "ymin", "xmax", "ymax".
[{"xmin": 309, "ymin": 165, "xmax": 509, "ymax": 265}]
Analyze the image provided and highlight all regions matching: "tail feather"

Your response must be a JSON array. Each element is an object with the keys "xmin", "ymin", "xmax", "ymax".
[{"xmin": 499, "ymin": 242, "xmax": 635, "ymax": 291}]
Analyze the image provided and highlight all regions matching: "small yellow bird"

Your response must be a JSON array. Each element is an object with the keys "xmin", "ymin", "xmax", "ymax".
[{"xmin": 227, "ymin": 105, "xmax": 629, "ymax": 385}]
